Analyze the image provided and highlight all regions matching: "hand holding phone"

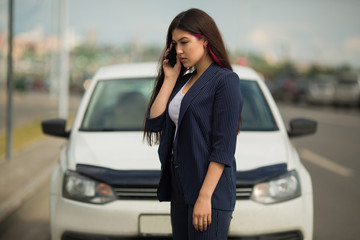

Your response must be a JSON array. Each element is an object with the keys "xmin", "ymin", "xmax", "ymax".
[{"xmin": 165, "ymin": 44, "xmax": 177, "ymax": 67}]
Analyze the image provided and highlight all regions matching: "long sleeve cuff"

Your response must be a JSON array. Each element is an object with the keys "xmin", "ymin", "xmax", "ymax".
[{"xmin": 209, "ymin": 150, "xmax": 234, "ymax": 168}]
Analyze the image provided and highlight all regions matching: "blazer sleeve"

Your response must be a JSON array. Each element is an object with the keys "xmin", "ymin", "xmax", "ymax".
[
  {"xmin": 145, "ymin": 110, "xmax": 166, "ymax": 132},
  {"xmin": 209, "ymin": 71, "xmax": 243, "ymax": 167}
]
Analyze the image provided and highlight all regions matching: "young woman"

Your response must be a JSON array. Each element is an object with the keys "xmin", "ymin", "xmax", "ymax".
[{"xmin": 144, "ymin": 8, "xmax": 243, "ymax": 240}]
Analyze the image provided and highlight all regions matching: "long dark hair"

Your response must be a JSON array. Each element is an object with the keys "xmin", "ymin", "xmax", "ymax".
[{"xmin": 144, "ymin": 8, "xmax": 236, "ymax": 145}]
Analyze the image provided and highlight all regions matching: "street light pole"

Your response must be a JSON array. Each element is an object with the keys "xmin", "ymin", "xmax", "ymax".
[
  {"xmin": 6, "ymin": 0, "xmax": 14, "ymax": 161},
  {"xmin": 49, "ymin": 0, "xmax": 60, "ymax": 100},
  {"xmin": 58, "ymin": 0, "xmax": 69, "ymax": 119}
]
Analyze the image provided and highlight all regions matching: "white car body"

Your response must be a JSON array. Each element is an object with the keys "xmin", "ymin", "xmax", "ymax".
[
  {"xmin": 49, "ymin": 62, "xmax": 313, "ymax": 240},
  {"xmin": 333, "ymin": 73, "xmax": 360, "ymax": 107},
  {"xmin": 306, "ymin": 75, "xmax": 336, "ymax": 105}
]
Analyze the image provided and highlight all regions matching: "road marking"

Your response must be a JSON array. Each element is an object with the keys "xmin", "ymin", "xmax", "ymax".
[{"xmin": 300, "ymin": 148, "xmax": 355, "ymax": 177}]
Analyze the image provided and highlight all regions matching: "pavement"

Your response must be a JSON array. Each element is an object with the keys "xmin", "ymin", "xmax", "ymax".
[
  {"xmin": 0, "ymin": 136, "xmax": 66, "ymax": 223},
  {"xmin": 0, "ymin": 90, "xmax": 81, "ymax": 224}
]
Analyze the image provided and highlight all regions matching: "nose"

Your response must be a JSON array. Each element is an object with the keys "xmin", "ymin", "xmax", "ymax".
[{"xmin": 176, "ymin": 45, "xmax": 183, "ymax": 55}]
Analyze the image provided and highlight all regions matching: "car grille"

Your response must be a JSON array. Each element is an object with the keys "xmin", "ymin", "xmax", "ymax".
[
  {"xmin": 113, "ymin": 186, "xmax": 158, "ymax": 200},
  {"xmin": 236, "ymin": 185, "xmax": 253, "ymax": 200},
  {"xmin": 112, "ymin": 185, "xmax": 253, "ymax": 200}
]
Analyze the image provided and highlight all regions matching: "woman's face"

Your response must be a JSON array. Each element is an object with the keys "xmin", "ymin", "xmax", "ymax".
[{"xmin": 172, "ymin": 28, "xmax": 208, "ymax": 68}]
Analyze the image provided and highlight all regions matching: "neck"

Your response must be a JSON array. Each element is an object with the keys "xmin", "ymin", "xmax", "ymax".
[{"xmin": 194, "ymin": 55, "xmax": 213, "ymax": 78}]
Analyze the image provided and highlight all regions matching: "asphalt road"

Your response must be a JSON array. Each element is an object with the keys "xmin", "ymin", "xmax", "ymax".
[
  {"xmin": 0, "ymin": 103, "xmax": 359, "ymax": 240},
  {"xmin": 0, "ymin": 178, "xmax": 51, "ymax": 240},
  {"xmin": 279, "ymin": 103, "xmax": 360, "ymax": 240}
]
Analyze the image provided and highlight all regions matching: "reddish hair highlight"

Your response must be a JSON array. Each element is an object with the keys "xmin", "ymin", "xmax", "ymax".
[{"xmin": 191, "ymin": 33, "xmax": 224, "ymax": 67}]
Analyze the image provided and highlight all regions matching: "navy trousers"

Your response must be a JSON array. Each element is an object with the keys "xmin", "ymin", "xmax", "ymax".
[{"xmin": 170, "ymin": 161, "xmax": 233, "ymax": 240}]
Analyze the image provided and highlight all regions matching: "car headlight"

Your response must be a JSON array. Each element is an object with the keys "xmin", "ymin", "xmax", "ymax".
[
  {"xmin": 250, "ymin": 170, "xmax": 301, "ymax": 204},
  {"xmin": 63, "ymin": 170, "xmax": 116, "ymax": 204}
]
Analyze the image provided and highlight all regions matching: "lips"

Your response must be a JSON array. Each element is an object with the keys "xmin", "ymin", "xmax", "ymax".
[{"xmin": 180, "ymin": 58, "xmax": 187, "ymax": 62}]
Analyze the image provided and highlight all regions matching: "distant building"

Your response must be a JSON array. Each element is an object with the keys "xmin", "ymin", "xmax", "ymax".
[{"xmin": 0, "ymin": 25, "xmax": 83, "ymax": 87}]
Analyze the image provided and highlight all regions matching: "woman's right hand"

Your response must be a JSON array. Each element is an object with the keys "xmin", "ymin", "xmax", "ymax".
[
  {"xmin": 163, "ymin": 45, "xmax": 181, "ymax": 83},
  {"xmin": 149, "ymin": 45, "xmax": 181, "ymax": 119}
]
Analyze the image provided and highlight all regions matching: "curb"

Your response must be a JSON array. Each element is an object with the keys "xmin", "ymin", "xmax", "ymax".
[
  {"xmin": 0, "ymin": 161, "xmax": 56, "ymax": 223},
  {"xmin": 0, "ymin": 137, "xmax": 63, "ymax": 224}
]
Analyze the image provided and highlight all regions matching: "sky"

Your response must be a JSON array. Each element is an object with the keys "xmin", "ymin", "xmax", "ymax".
[{"xmin": 1, "ymin": 0, "xmax": 360, "ymax": 68}]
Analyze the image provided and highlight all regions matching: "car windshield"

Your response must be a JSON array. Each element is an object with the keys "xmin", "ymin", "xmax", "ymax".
[
  {"xmin": 338, "ymin": 79, "xmax": 357, "ymax": 86},
  {"xmin": 80, "ymin": 78, "xmax": 277, "ymax": 131},
  {"xmin": 80, "ymin": 78, "xmax": 154, "ymax": 131},
  {"xmin": 239, "ymin": 80, "xmax": 277, "ymax": 131},
  {"xmin": 337, "ymin": 73, "xmax": 358, "ymax": 86}
]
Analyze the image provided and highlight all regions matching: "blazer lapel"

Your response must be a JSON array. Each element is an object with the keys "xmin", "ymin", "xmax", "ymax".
[
  {"xmin": 169, "ymin": 74, "xmax": 192, "ymax": 103},
  {"xmin": 178, "ymin": 63, "xmax": 220, "ymax": 127}
]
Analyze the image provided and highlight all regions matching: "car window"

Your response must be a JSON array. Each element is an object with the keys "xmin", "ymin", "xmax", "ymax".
[
  {"xmin": 80, "ymin": 78, "xmax": 277, "ymax": 132},
  {"xmin": 239, "ymin": 80, "xmax": 278, "ymax": 131},
  {"xmin": 337, "ymin": 73, "xmax": 359, "ymax": 86},
  {"xmin": 338, "ymin": 79, "xmax": 358, "ymax": 86},
  {"xmin": 80, "ymin": 78, "xmax": 154, "ymax": 131}
]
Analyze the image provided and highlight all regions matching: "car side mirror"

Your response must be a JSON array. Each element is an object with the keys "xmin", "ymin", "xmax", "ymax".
[
  {"xmin": 288, "ymin": 118, "xmax": 317, "ymax": 138},
  {"xmin": 41, "ymin": 118, "xmax": 70, "ymax": 138}
]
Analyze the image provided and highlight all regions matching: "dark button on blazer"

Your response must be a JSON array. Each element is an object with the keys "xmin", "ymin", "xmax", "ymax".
[{"xmin": 146, "ymin": 63, "xmax": 243, "ymax": 211}]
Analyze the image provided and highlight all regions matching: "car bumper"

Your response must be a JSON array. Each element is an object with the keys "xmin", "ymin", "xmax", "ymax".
[
  {"xmin": 50, "ymin": 196, "xmax": 173, "ymax": 240},
  {"xmin": 306, "ymin": 94, "xmax": 334, "ymax": 104},
  {"xmin": 334, "ymin": 92, "xmax": 360, "ymax": 105},
  {"xmin": 51, "ymin": 194, "xmax": 312, "ymax": 240},
  {"xmin": 229, "ymin": 194, "xmax": 313, "ymax": 240}
]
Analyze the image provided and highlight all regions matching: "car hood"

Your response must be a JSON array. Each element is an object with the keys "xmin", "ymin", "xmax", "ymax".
[
  {"xmin": 69, "ymin": 132, "xmax": 161, "ymax": 170},
  {"xmin": 68, "ymin": 131, "xmax": 290, "ymax": 171},
  {"xmin": 235, "ymin": 132, "xmax": 289, "ymax": 171}
]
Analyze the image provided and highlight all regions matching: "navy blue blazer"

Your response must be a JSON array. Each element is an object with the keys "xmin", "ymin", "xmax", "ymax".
[{"xmin": 146, "ymin": 63, "xmax": 243, "ymax": 211}]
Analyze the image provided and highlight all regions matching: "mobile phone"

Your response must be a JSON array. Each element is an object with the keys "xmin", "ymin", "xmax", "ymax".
[{"xmin": 166, "ymin": 45, "xmax": 177, "ymax": 67}]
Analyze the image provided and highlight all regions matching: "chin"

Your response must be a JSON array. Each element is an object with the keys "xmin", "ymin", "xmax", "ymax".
[{"xmin": 182, "ymin": 62, "xmax": 193, "ymax": 69}]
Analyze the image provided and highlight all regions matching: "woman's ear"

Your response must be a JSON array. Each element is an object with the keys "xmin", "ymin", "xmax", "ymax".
[{"xmin": 203, "ymin": 39, "xmax": 208, "ymax": 49}]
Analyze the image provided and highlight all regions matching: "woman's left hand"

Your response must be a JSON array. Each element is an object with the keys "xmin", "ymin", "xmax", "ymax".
[{"xmin": 193, "ymin": 194, "xmax": 212, "ymax": 232}]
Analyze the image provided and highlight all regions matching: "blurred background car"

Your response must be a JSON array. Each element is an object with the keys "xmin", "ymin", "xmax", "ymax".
[
  {"xmin": 333, "ymin": 72, "xmax": 360, "ymax": 108},
  {"xmin": 42, "ymin": 62, "xmax": 317, "ymax": 240},
  {"xmin": 271, "ymin": 70, "xmax": 309, "ymax": 104},
  {"xmin": 306, "ymin": 74, "xmax": 336, "ymax": 105}
]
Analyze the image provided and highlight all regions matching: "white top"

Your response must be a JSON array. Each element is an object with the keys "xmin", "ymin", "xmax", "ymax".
[{"xmin": 169, "ymin": 79, "xmax": 190, "ymax": 142}]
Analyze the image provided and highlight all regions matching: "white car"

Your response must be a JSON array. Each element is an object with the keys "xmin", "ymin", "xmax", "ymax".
[
  {"xmin": 306, "ymin": 74, "xmax": 336, "ymax": 105},
  {"xmin": 42, "ymin": 62, "xmax": 317, "ymax": 240},
  {"xmin": 333, "ymin": 72, "xmax": 360, "ymax": 108}
]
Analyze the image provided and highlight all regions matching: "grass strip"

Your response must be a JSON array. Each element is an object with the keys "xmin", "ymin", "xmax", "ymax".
[{"xmin": 0, "ymin": 116, "xmax": 74, "ymax": 158}]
